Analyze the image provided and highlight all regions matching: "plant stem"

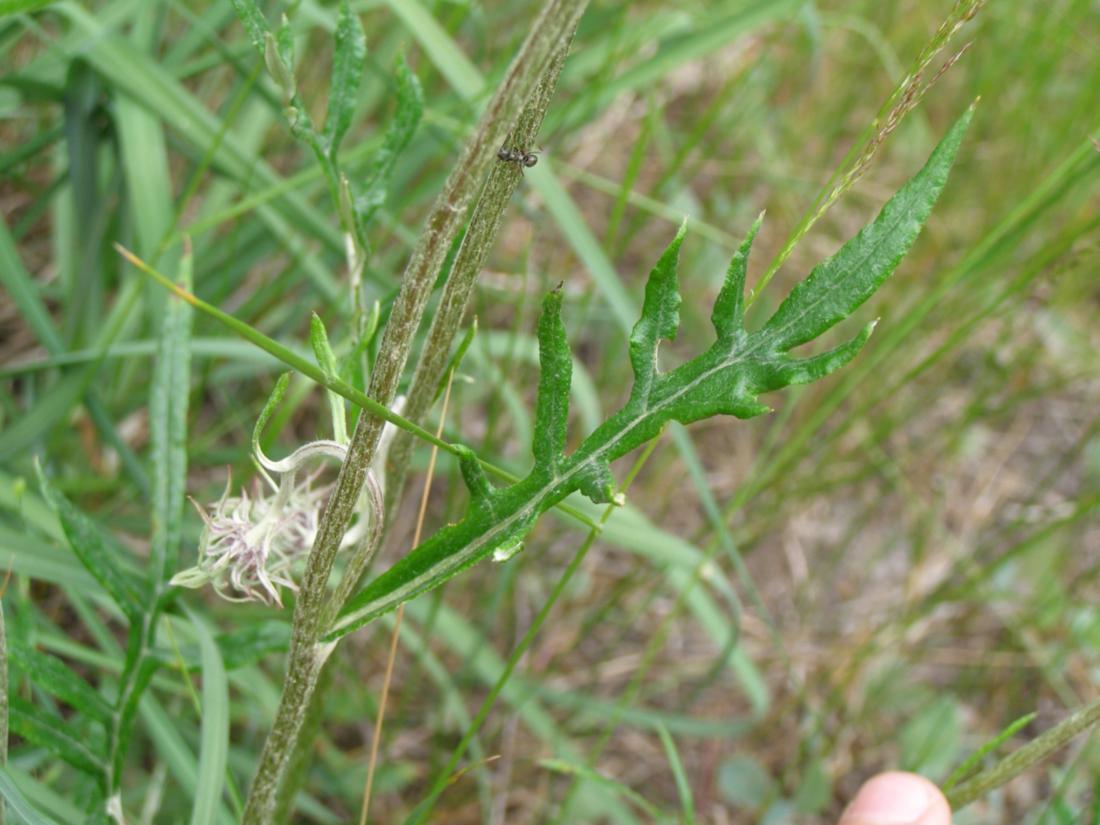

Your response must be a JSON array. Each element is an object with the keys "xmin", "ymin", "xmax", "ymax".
[
  {"xmin": 946, "ymin": 696, "xmax": 1100, "ymax": 810},
  {"xmin": 241, "ymin": 2, "xmax": 589, "ymax": 821},
  {"xmin": 385, "ymin": 23, "xmax": 580, "ymax": 520}
]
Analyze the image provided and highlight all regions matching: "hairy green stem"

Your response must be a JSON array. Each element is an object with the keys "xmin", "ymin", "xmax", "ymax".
[
  {"xmin": 947, "ymin": 697, "xmax": 1100, "ymax": 810},
  {"xmin": 385, "ymin": 24, "xmax": 580, "ymax": 520},
  {"xmin": 241, "ymin": 1, "xmax": 589, "ymax": 821}
]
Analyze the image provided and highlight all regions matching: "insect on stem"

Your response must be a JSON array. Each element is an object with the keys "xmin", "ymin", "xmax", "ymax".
[{"xmin": 497, "ymin": 145, "xmax": 540, "ymax": 173}]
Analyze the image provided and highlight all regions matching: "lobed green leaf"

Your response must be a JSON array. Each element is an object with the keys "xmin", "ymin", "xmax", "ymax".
[{"xmin": 330, "ymin": 109, "xmax": 973, "ymax": 640}]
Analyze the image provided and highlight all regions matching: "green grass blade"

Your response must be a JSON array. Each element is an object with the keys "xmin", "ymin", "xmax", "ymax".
[
  {"xmin": 0, "ymin": 766, "xmax": 80, "ymax": 825},
  {"xmin": 656, "ymin": 724, "xmax": 695, "ymax": 825},
  {"xmin": 943, "ymin": 712, "xmax": 1037, "ymax": 792},
  {"xmin": 0, "ymin": 372, "xmax": 89, "ymax": 464},
  {"xmin": 379, "ymin": 0, "xmax": 482, "ymax": 99},
  {"xmin": 0, "ymin": 526, "xmax": 99, "ymax": 591},
  {"xmin": 0, "ymin": 769, "xmax": 61, "ymax": 825},
  {"xmin": 538, "ymin": 759, "xmax": 667, "ymax": 821},
  {"xmin": 0, "ymin": 216, "xmax": 64, "ymax": 354},
  {"xmin": 148, "ymin": 243, "xmax": 193, "ymax": 586},
  {"xmin": 187, "ymin": 610, "xmax": 229, "ymax": 825}
]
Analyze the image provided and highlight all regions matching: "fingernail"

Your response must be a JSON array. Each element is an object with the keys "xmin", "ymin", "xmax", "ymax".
[{"xmin": 842, "ymin": 774, "xmax": 933, "ymax": 825}]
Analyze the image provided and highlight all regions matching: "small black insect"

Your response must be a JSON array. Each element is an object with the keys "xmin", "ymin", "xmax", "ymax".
[{"xmin": 497, "ymin": 145, "xmax": 540, "ymax": 171}]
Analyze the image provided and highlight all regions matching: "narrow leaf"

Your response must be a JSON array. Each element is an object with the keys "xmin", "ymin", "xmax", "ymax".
[
  {"xmin": 8, "ymin": 699, "xmax": 104, "ymax": 779},
  {"xmin": 310, "ymin": 315, "xmax": 347, "ymax": 443},
  {"xmin": 149, "ymin": 242, "xmax": 193, "ymax": 586},
  {"xmin": 8, "ymin": 641, "xmax": 112, "ymax": 725},
  {"xmin": 111, "ymin": 655, "xmax": 161, "ymax": 785},
  {"xmin": 36, "ymin": 470, "xmax": 146, "ymax": 620},
  {"xmin": 229, "ymin": 0, "xmax": 270, "ymax": 55},
  {"xmin": 251, "ymin": 372, "xmax": 292, "ymax": 464},
  {"xmin": 943, "ymin": 711, "xmax": 1037, "ymax": 792},
  {"xmin": 187, "ymin": 611, "xmax": 229, "ymax": 825},
  {"xmin": 0, "ymin": 600, "xmax": 6, "ymax": 825},
  {"xmin": 354, "ymin": 56, "xmax": 424, "ymax": 228},
  {"xmin": 324, "ymin": 0, "xmax": 366, "ymax": 153},
  {"xmin": 0, "ymin": 768, "xmax": 62, "ymax": 825},
  {"xmin": 657, "ymin": 724, "xmax": 696, "ymax": 825}
]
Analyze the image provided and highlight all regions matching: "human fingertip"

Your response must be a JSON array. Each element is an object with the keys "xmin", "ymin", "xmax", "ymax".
[{"xmin": 838, "ymin": 772, "xmax": 951, "ymax": 825}]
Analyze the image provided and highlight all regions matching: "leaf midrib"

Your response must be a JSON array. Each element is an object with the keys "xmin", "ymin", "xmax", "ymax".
[
  {"xmin": 762, "ymin": 187, "xmax": 920, "ymax": 349},
  {"xmin": 332, "ymin": 340, "xmax": 758, "ymax": 635}
]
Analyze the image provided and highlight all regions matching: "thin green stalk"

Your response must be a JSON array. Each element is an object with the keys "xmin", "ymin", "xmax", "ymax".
[
  {"xmin": 119, "ymin": 245, "xmax": 605, "ymax": 539},
  {"xmin": 116, "ymin": 244, "xmax": 449, "ymax": 453},
  {"xmin": 240, "ymin": 2, "xmax": 590, "ymax": 821},
  {"xmin": 750, "ymin": 0, "xmax": 981, "ymax": 303},
  {"xmin": 947, "ymin": 697, "xmax": 1100, "ymax": 810},
  {"xmin": 404, "ymin": 431, "xmax": 666, "ymax": 825},
  {"xmin": 550, "ymin": 487, "xmax": 728, "ymax": 823}
]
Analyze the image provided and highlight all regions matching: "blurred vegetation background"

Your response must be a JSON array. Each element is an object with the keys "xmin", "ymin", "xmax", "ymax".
[{"xmin": 1, "ymin": 0, "xmax": 1099, "ymax": 822}]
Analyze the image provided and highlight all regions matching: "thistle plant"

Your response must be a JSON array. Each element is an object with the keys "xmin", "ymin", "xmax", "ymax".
[
  {"xmin": 9, "ymin": 0, "xmax": 1100, "ymax": 823},
  {"xmin": 113, "ymin": 10, "xmax": 971, "ymax": 808}
]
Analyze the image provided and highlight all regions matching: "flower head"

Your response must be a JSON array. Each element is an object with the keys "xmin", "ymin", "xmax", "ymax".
[{"xmin": 171, "ymin": 397, "xmax": 399, "ymax": 606}]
